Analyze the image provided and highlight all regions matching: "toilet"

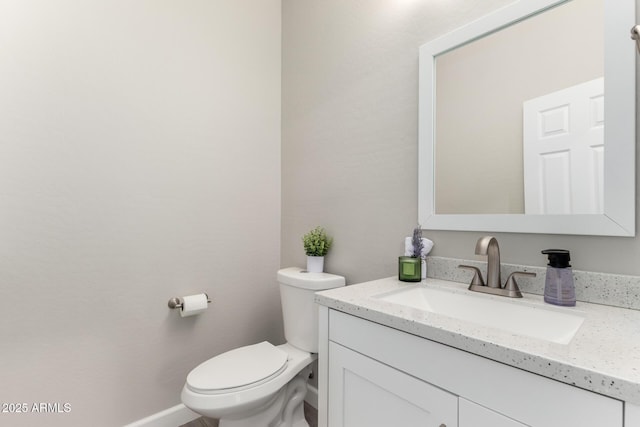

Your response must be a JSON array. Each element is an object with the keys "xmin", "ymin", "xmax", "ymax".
[{"xmin": 181, "ymin": 267, "xmax": 345, "ymax": 427}]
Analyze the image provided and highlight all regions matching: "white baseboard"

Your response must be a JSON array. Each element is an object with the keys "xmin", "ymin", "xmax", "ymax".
[
  {"xmin": 305, "ymin": 384, "xmax": 318, "ymax": 409},
  {"xmin": 124, "ymin": 386, "xmax": 318, "ymax": 427},
  {"xmin": 123, "ymin": 403, "xmax": 199, "ymax": 427}
]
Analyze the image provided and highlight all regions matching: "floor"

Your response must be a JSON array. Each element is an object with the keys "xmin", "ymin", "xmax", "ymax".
[{"xmin": 180, "ymin": 402, "xmax": 318, "ymax": 427}]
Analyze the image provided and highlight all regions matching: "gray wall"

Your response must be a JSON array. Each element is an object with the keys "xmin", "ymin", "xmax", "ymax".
[
  {"xmin": 282, "ymin": 0, "xmax": 640, "ymax": 281},
  {"xmin": 0, "ymin": 1, "xmax": 282, "ymax": 426}
]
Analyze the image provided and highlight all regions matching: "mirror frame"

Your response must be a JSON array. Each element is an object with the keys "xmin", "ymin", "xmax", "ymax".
[{"xmin": 418, "ymin": 0, "xmax": 636, "ymax": 236}]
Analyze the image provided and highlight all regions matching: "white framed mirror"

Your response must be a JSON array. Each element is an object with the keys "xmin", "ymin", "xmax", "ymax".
[{"xmin": 418, "ymin": 0, "xmax": 635, "ymax": 236}]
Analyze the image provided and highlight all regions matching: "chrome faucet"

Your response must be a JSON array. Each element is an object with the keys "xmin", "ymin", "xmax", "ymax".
[{"xmin": 458, "ymin": 236, "xmax": 536, "ymax": 298}]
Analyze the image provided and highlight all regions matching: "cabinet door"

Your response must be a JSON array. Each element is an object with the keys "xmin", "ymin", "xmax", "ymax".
[
  {"xmin": 328, "ymin": 342, "xmax": 457, "ymax": 427},
  {"xmin": 459, "ymin": 398, "xmax": 526, "ymax": 427}
]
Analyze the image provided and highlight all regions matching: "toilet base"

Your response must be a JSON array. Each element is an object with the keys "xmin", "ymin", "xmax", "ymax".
[{"xmin": 219, "ymin": 367, "xmax": 311, "ymax": 427}]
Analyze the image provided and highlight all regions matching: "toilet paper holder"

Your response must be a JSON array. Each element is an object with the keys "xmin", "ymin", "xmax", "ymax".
[{"xmin": 167, "ymin": 294, "xmax": 212, "ymax": 309}]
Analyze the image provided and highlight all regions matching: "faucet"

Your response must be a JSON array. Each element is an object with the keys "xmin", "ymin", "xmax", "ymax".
[
  {"xmin": 475, "ymin": 236, "xmax": 501, "ymax": 288},
  {"xmin": 458, "ymin": 236, "xmax": 536, "ymax": 298}
]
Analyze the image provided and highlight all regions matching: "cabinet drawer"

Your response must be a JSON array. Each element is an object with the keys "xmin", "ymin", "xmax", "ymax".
[{"xmin": 329, "ymin": 309, "xmax": 623, "ymax": 427}]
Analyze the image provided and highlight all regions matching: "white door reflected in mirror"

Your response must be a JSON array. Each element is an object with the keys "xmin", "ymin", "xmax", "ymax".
[{"xmin": 523, "ymin": 78, "xmax": 604, "ymax": 215}]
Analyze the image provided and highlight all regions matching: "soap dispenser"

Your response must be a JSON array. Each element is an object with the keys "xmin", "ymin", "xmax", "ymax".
[{"xmin": 541, "ymin": 249, "xmax": 576, "ymax": 306}]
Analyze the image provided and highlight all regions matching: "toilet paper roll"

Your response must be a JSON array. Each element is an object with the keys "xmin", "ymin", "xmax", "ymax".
[{"xmin": 180, "ymin": 294, "xmax": 209, "ymax": 317}]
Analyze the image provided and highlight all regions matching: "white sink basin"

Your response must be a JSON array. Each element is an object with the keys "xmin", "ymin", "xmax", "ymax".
[{"xmin": 374, "ymin": 285, "xmax": 584, "ymax": 344}]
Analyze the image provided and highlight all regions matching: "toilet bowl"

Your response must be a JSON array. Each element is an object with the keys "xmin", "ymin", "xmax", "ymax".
[{"xmin": 181, "ymin": 267, "xmax": 345, "ymax": 427}]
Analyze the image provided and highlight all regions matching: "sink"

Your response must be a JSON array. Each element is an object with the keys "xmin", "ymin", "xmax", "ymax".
[{"xmin": 374, "ymin": 285, "xmax": 584, "ymax": 344}]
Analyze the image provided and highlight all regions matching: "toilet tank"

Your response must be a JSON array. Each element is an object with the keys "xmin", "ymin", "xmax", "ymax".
[{"xmin": 277, "ymin": 267, "xmax": 345, "ymax": 353}]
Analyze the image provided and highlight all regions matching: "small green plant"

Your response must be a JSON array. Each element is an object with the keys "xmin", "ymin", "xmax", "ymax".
[{"xmin": 302, "ymin": 226, "xmax": 333, "ymax": 257}]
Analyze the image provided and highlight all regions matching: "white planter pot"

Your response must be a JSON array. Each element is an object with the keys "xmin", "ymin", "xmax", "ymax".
[{"xmin": 306, "ymin": 256, "xmax": 324, "ymax": 273}]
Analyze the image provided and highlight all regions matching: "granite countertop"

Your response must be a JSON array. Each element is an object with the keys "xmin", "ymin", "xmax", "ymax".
[{"xmin": 315, "ymin": 277, "xmax": 640, "ymax": 405}]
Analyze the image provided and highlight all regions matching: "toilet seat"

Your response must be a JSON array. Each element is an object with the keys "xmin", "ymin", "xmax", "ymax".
[{"xmin": 186, "ymin": 342, "xmax": 288, "ymax": 395}]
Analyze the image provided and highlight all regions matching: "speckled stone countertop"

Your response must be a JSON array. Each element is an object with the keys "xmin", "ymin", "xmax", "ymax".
[{"xmin": 315, "ymin": 277, "xmax": 640, "ymax": 405}]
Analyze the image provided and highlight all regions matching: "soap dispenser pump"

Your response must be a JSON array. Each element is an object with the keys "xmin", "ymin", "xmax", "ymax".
[{"xmin": 541, "ymin": 249, "xmax": 576, "ymax": 306}]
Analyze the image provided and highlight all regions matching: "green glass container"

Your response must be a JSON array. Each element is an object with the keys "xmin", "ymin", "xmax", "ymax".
[{"xmin": 398, "ymin": 256, "xmax": 421, "ymax": 282}]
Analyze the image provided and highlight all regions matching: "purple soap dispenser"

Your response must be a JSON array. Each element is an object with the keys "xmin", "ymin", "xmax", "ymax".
[{"xmin": 541, "ymin": 249, "xmax": 576, "ymax": 306}]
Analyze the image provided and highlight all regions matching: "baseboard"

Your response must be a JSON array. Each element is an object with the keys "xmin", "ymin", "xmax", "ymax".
[
  {"xmin": 305, "ymin": 384, "xmax": 318, "ymax": 409},
  {"xmin": 123, "ymin": 403, "xmax": 199, "ymax": 427},
  {"xmin": 124, "ymin": 386, "xmax": 318, "ymax": 426}
]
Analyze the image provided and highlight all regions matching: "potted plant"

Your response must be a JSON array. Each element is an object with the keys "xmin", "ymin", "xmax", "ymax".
[{"xmin": 302, "ymin": 226, "xmax": 333, "ymax": 273}]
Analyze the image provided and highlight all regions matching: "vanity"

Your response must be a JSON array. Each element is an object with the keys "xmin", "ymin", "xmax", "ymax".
[{"xmin": 315, "ymin": 277, "xmax": 640, "ymax": 427}]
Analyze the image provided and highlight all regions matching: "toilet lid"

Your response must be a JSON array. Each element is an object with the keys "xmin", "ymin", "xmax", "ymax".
[{"xmin": 186, "ymin": 342, "xmax": 288, "ymax": 393}]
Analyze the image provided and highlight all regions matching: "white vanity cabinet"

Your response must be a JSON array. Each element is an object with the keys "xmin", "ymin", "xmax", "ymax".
[{"xmin": 319, "ymin": 308, "xmax": 623, "ymax": 427}]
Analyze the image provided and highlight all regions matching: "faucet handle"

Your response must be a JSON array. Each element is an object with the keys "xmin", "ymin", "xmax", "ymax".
[
  {"xmin": 458, "ymin": 265, "xmax": 485, "ymax": 286},
  {"xmin": 503, "ymin": 271, "xmax": 536, "ymax": 298}
]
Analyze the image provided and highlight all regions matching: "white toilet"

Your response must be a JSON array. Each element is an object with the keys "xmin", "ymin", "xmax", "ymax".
[{"xmin": 181, "ymin": 267, "xmax": 345, "ymax": 427}]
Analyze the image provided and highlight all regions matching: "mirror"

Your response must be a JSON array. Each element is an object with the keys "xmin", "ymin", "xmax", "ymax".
[{"xmin": 418, "ymin": 0, "xmax": 635, "ymax": 236}]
